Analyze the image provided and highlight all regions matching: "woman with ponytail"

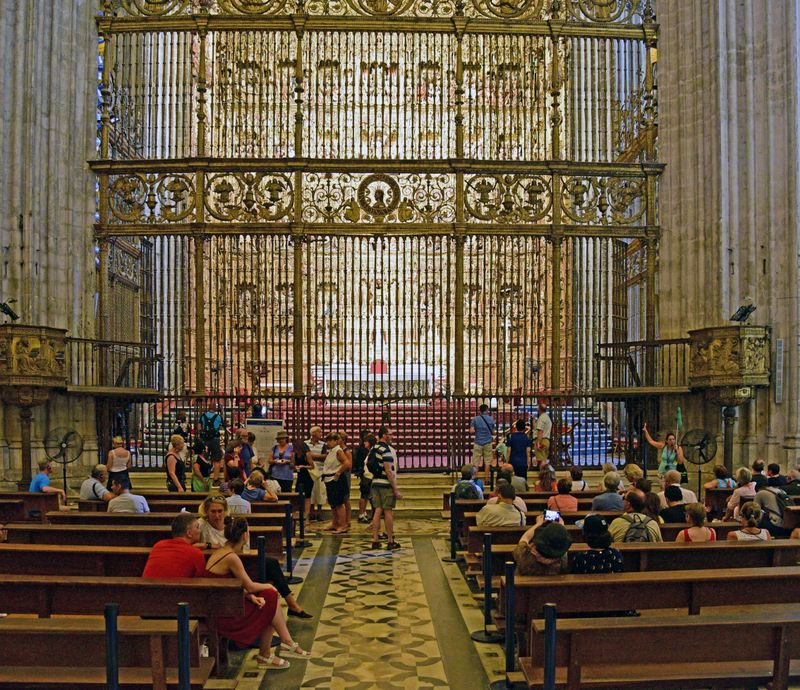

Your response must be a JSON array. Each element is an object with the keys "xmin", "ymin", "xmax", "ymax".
[{"xmin": 204, "ymin": 516, "xmax": 312, "ymax": 669}]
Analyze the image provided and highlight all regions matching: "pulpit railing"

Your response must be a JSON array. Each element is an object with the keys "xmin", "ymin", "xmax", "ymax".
[
  {"xmin": 593, "ymin": 338, "xmax": 691, "ymax": 390},
  {"xmin": 66, "ymin": 337, "xmax": 163, "ymax": 392}
]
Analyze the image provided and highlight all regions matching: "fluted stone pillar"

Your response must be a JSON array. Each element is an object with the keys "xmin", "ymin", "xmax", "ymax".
[
  {"xmin": 0, "ymin": 0, "xmax": 99, "ymax": 485},
  {"xmin": 658, "ymin": 0, "xmax": 800, "ymax": 467}
]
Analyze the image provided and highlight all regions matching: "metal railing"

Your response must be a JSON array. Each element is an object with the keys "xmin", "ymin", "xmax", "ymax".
[
  {"xmin": 66, "ymin": 338, "xmax": 163, "ymax": 391},
  {"xmin": 593, "ymin": 338, "xmax": 691, "ymax": 390}
]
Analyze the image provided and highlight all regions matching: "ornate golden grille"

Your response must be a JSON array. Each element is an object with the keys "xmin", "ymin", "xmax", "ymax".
[{"xmin": 94, "ymin": 0, "xmax": 660, "ymax": 468}]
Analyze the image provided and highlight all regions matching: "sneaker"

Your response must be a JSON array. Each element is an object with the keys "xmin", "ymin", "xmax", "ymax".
[
  {"xmin": 387, "ymin": 541, "xmax": 402, "ymax": 551},
  {"xmin": 370, "ymin": 541, "xmax": 382, "ymax": 549},
  {"xmin": 358, "ymin": 515, "xmax": 370, "ymax": 523}
]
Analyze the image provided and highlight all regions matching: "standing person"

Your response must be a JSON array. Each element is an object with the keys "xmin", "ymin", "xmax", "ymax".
[
  {"xmin": 506, "ymin": 420, "xmax": 532, "ymax": 479},
  {"xmin": 338, "ymin": 431, "xmax": 353, "ymax": 531},
  {"xmin": 269, "ymin": 431, "xmax": 295, "ymax": 493},
  {"xmin": 305, "ymin": 426, "xmax": 327, "ymax": 521},
  {"xmin": 533, "ymin": 402, "xmax": 552, "ymax": 469},
  {"xmin": 642, "ymin": 423, "xmax": 686, "ymax": 477},
  {"xmin": 172, "ymin": 412, "xmax": 191, "ymax": 465},
  {"xmin": 191, "ymin": 441, "xmax": 213, "ymax": 492},
  {"xmin": 107, "ymin": 477, "xmax": 149, "ymax": 513},
  {"xmin": 294, "ymin": 438, "xmax": 315, "ymax": 519},
  {"xmin": 322, "ymin": 433, "xmax": 350, "ymax": 534},
  {"xmin": 224, "ymin": 440, "xmax": 246, "ymax": 482},
  {"xmin": 165, "ymin": 434, "xmax": 187, "ymax": 492},
  {"xmin": 106, "ymin": 436, "xmax": 132, "ymax": 491},
  {"xmin": 198, "ymin": 403, "xmax": 225, "ymax": 477},
  {"xmin": 237, "ymin": 429, "xmax": 255, "ymax": 478},
  {"xmin": 29, "ymin": 460, "xmax": 66, "ymax": 503},
  {"xmin": 369, "ymin": 426, "xmax": 402, "ymax": 551},
  {"xmin": 353, "ymin": 430, "xmax": 374, "ymax": 524},
  {"xmin": 470, "ymin": 403, "xmax": 496, "ymax": 482}
]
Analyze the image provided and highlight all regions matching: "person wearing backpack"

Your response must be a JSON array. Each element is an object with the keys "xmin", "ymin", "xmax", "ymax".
[
  {"xmin": 451, "ymin": 465, "xmax": 483, "ymax": 500},
  {"xmin": 754, "ymin": 485, "xmax": 794, "ymax": 537},
  {"xmin": 608, "ymin": 489, "xmax": 663, "ymax": 543}
]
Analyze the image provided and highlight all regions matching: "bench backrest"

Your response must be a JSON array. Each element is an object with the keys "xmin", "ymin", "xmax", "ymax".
[
  {"xmin": 47, "ymin": 511, "xmax": 286, "ymax": 526},
  {"xmin": 0, "ymin": 492, "xmax": 59, "ymax": 521}
]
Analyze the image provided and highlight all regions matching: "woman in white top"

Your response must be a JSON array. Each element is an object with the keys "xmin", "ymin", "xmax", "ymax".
[
  {"xmin": 728, "ymin": 501, "xmax": 771, "ymax": 541},
  {"xmin": 569, "ymin": 466, "xmax": 590, "ymax": 491},
  {"xmin": 322, "ymin": 433, "xmax": 350, "ymax": 534},
  {"xmin": 723, "ymin": 467, "xmax": 757, "ymax": 520},
  {"xmin": 106, "ymin": 436, "xmax": 132, "ymax": 490}
]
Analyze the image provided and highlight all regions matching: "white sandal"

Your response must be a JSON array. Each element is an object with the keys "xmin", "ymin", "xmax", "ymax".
[
  {"xmin": 280, "ymin": 641, "xmax": 312, "ymax": 658},
  {"xmin": 255, "ymin": 653, "xmax": 290, "ymax": 670}
]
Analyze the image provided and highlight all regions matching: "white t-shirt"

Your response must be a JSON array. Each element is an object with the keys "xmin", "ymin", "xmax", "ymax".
[
  {"xmin": 107, "ymin": 493, "xmax": 149, "ymax": 513},
  {"xmin": 305, "ymin": 439, "xmax": 326, "ymax": 472},
  {"xmin": 80, "ymin": 477, "xmax": 111, "ymax": 501},
  {"xmin": 226, "ymin": 495, "xmax": 251, "ymax": 514},
  {"xmin": 535, "ymin": 412, "xmax": 552, "ymax": 440},
  {"xmin": 200, "ymin": 519, "xmax": 227, "ymax": 547}
]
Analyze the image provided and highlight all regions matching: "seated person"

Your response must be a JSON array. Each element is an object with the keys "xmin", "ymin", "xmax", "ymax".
[
  {"xmin": 453, "ymin": 464, "xmax": 484, "ymax": 499},
  {"xmin": 143, "ymin": 512, "xmax": 206, "ymax": 578},
  {"xmin": 609, "ymin": 489, "xmax": 662, "ymax": 542},
  {"xmin": 486, "ymin": 478, "xmax": 527, "ymax": 513},
  {"xmin": 533, "ymin": 466, "xmax": 557, "ymax": 492},
  {"xmin": 657, "ymin": 470, "xmax": 698, "ymax": 509},
  {"xmin": 246, "ymin": 469, "xmax": 279, "ymax": 502},
  {"xmin": 767, "ymin": 462, "xmax": 788, "ymax": 487},
  {"xmin": 723, "ymin": 467, "xmax": 756, "ymax": 520},
  {"xmin": 107, "ymin": 477, "xmax": 149, "ymax": 513},
  {"xmin": 591, "ymin": 472, "xmax": 624, "ymax": 511},
  {"xmin": 546, "ymin": 478, "xmax": 578, "ymax": 512},
  {"xmin": 658, "ymin": 485, "xmax": 687, "ymax": 523},
  {"xmin": 730, "ymin": 501, "xmax": 772, "ymax": 541},
  {"xmin": 569, "ymin": 466, "xmax": 590, "ymax": 491},
  {"xmin": 499, "ymin": 463, "xmax": 527, "ymax": 493},
  {"xmin": 754, "ymin": 484, "xmax": 793, "ymax": 537},
  {"xmin": 199, "ymin": 494, "xmax": 230, "ymax": 548},
  {"xmin": 751, "ymin": 459, "xmax": 768, "ymax": 489},
  {"xmin": 676, "ymin": 502, "xmax": 716, "ymax": 542},
  {"xmin": 226, "ymin": 478, "xmax": 251, "ymax": 514},
  {"xmin": 79, "ymin": 464, "xmax": 112, "ymax": 503},
  {"xmin": 571, "ymin": 515, "xmax": 623, "ymax": 574},
  {"xmin": 28, "ymin": 460, "xmax": 66, "ymax": 502},
  {"xmin": 513, "ymin": 514, "xmax": 571, "ymax": 576},
  {"xmin": 219, "ymin": 466, "xmax": 241, "ymax": 497},
  {"xmin": 204, "ymin": 516, "xmax": 311, "ymax": 669},
  {"xmin": 622, "ymin": 463, "xmax": 643, "ymax": 489},
  {"xmin": 784, "ymin": 469, "xmax": 800, "ymax": 496},
  {"xmin": 703, "ymin": 464, "xmax": 737, "ymax": 490},
  {"xmin": 476, "ymin": 483, "xmax": 525, "ymax": 526}
]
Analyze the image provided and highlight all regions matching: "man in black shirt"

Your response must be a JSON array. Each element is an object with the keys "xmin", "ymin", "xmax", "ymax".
[{"xmin": 659, "ymin": 485, "xmax": 687, "ymax": 523}]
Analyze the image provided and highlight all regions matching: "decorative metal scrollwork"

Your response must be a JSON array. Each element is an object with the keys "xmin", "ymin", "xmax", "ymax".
[
  {"xmin": 217, "ymin": 0, "xmax": 291, "ymax": 14},
  {"xmin": 302, "ymin": 172, "xmax": 455, "ymax": 224},
  {"xmin": 560, "ymin": 176, "xmax": 645, "ymax": 225},
  {"xmin": 117, "ymin": 0, "xmax": 189, "ymax": 16},
  {"xmin": 470, "ymin": 0, "xmax": 543, "ymax": 20},
  {"xmin": 464, "ymin": 174, "xmax": 552, "ymax": 224},
  {"xmin": 567, "ymin": 0, "xmax": 640, "ymax": 23},
  {"xmin": 108, "ymin": 173, "xmax": 195, "ymax": 224},
  {"xmin": 205, "ymin": 173, "xmax": 294, "ymax": 223},
  {"xmin": 302, "ymin": 0, "xmax": 452, "ymax": 15}
]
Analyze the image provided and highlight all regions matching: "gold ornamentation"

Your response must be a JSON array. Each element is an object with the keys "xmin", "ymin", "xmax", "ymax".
[
  {"xmin": 118, "ymin": 0, "xmax": 189, "ymax": 16},
  {"xmin": 568, "ymin": 0, "xmax": 638, "ymax": 23},
  {"xmin": 688, "ymin": 326, "xmax": 771, "ymax": 391},
  {"xmin": 470, "ymin": 0, "xmax": 542, "ymax": 20},
  {"xmin": 357, "ymin": 174, "xmax": 402, "ymax": 220},
  {"xmin": 464, "ymin": 174, "xmax": 552, "ymax": 224},
  {"xmin": 561, "ymin": 176, "xmax": 645, "ymax": 226},
  {"xmin": 0, "ymin": 326, "xmax": 67, "ymax": 388},
  {"xmin": 108, "ymin": 174, "xmax": 196, "ymax": 224},
  {"xmin": 217, "ymin": 0, "xmax": 290, "ymax": 14},
  {"xmin": 205, "ymin": 173, "xmax": 294, "ymax": 222}
]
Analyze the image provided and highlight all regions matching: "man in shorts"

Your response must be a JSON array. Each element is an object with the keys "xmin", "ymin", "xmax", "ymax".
[
  {"xmin": 370, "ymin": 426, "xmax": 402, "ymax": 551},
  {"xmin": 534, "ymin": 401, "xmax": 552, "ymax": 467},
  {"xmin": 470, "ymin": 403, "xmax": 496, "ymax": 481}
]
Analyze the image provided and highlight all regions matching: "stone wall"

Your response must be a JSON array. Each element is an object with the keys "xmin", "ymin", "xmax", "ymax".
[
  {"xmin": 658, "ymin": 0, "xmax": 800, "ymax": 468},
  {"xmin": 0, "ymin": 0, "xmax": 100, "ymax": 487}
]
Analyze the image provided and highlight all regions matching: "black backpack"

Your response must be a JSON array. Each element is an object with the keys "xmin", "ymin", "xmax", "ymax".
[
  {"xmin": 761, "ymin": 487, "xmax": 792, "ymax": 524},
  {"xmin": 367, "ymin": 446, "xmax": 384, "ymax": 478},
  {"xmin": 454, "ymin": 480, "xmax": 480, "ymax": 500},
  {"xmin": 622, "ymin": 514, "xmax": 656, "ymax": 542}
]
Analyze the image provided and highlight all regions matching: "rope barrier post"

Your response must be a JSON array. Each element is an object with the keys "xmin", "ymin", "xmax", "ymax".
[
  {"xmin": 257, "ymin": 535, "xmax": 266, "ymax": 583},
  {"xmin": 543, "ymin": 603, "xmax": 557, "ymax": 690},
  {"xmin": 441, "ymin": 492, "xmax": 458, "ymax": 562},
  {"xmin": 104, "ymin": 603, "xmax": 119, "ymax": 690},
  {"xmin": 285, "ymin": 502, "xmax": 303, "ymax": 584},
  {"xmin": 177, "ymin": 602, "xmax": 191, "ymax": 690},
  {"xmin": 488, "ymin": 561, "xmax": 525, "ymax": 690},
  {"xmin": 295, "ymin": 488, "xmax": 312, "ymax": 548},
  {"xmin": 471, "ymin": 532, "xmax": 503, "ymax": 643}
]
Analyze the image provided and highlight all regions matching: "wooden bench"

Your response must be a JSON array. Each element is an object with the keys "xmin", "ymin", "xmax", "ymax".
[
  {"xmin": 0, "ymin": 492, "xmax": 59, "ymax": 521},
  {"xmin": 471, "ymin": 539, "xmax": 800, "ymax": 576},
  {"xmin": 0, "ymin": 543, "xmax": 277, "ymax": 581},
  {"xmin": 463, "ymin": 510, "xmax": 622, "ymax": 528},
  {"xmin": 782, "ymin": 505, "xmax": 800, "ymax": 530},
  {"xmin": 48, "ymin": 510, "xmax": 287, "ymax": 528},
  {"xmin": 136, "ymin": 490, "xmax": 302, "ymax": 511},
  {"xmin": 443, "ymin": 489, "xmax": 601, "ymax": 510},
  {"xmin": 704, "ymin": 486, "xmax": 734, "ymax": 515},
  {"xmin": 79, "ymin": 497, "xmax": 295, "ymax": 514},
  {"xmin": 0, "ymin": 499, "xmax": 25, "ymax": 523},
  {"xmin": 466, "ymin": 522, "xmax": 742, "ymax": 554},
  {"xmin": 520, "ymin": 608, "xmax": 800, "ymax": 690},
  {"xmin": 4, "ymin": 522, "xmax": 284, "ymax": 554},
  {"xmin": 0, "ymin": 617, "xmax": 213, "ymax": 690}
]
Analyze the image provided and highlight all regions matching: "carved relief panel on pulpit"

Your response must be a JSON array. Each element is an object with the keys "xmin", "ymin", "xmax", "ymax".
[{"xmin": 0, "ymin": 325, "xmax": 67, "ymax": 390}]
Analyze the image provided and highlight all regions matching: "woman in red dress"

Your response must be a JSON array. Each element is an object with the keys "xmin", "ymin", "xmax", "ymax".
[{"xmin": 204, "ymin": 516, "xmax": 312, "ymax": 669}]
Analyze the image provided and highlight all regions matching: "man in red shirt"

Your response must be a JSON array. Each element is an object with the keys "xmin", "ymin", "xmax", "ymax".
[{"xmin": 142, "ymin": 512, "xmax": 205, "ymax": 578}]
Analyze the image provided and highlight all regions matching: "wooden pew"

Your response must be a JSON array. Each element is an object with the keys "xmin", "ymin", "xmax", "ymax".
[
  {"xmin": 0, "ymin": 617, "xmax": 212, "ymax": 690},
  {"xmin": 521, "ymin": 608, "xmax": 800, "ymax": 690},
  {"xmin": 0, "ymin": 499, "xmax": 25, "ymax": 523},
  {"xmin": 0, "ymin": 543, "xmax": 276, "ymax": 580},
  {"xmin": 4, "ymin": 522, "xmax": 284, "ymax": 554},
  {"xmin": 0, "ymin": 492, "xmax": 59, "ymax": 521},
  {"xmin": 499, "ymin": 565, "xmax": 800, "ymax": 624},
  {"xmin": 473, "ymin": 539, "xmax": 800, "ymax": 576},
  {"xmin": 47, "ymin": 510, "xmax": 287, "ymax": 528},
  {"xmin": 466, "ymin": 522, "xmax": 742, "ymax": 554},
  {"xmin": 443, "ymin": 489, "xmax": 601, "ymax": 511},
  {"xmin": 782, "ymin": 505, "xmax": 800, "ymax": 530},
  {"xmin": 704, "ymin": 487, "xmax": 734, "ymax": 515},
  {"xmin": 453, "ymin": 498, "xmax": 596, "ymax": 538},
  {"xmin": 79, "ymin": 498, "xmax": 292, "ymax": 514},
  {"xmin": 463, "ymin": 510, "xmax": 621, "ymax": 528},
  {"xmin": 137, "ymin": 490, "xmax": 302, "ymax": 511}
]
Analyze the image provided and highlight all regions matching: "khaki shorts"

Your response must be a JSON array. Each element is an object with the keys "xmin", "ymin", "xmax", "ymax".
[
  {"xmin": 371, "ymin": 484, "xmax": 396, "ymax": 510},
  {"xmin": 472, "ymin": 442, "xmax": 494, "ymax": 465},
  {"xmin": 535, "ymin": 438, "xmax": 551, "ymax": 464}
]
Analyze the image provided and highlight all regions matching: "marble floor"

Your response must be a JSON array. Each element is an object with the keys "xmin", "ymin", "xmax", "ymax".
[{"xmin": 220, "ymin": 518, "xmax": 505, "ymax": 690}]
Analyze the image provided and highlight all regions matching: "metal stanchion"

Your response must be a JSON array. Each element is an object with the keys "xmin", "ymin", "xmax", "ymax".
[
  {"xmin": 543, "ymin": 603, "xmax": 557, "ymax": 690},
  {"xmin": 471, "ymin": 532, "xmax": 503, "ymax": 643},
  {"xmin": 285, "ymin": 502, "xmax": 303, "ymax": 584},
  {"xmin": 104, "ymin": 603, "xmax": 120, "ymax": 690},
  {"xmin": 177, "ymin": 602, "xmax": 191, "ymax": 690},
  {"xmin": 294, "ymin": 488, "xmax": 312, "ymax": 548},
  {"xmin": 441, "ymin": 492, "xmax": 459, "ymax": 562},
  {"xmin": 257, "ymin": 535, "xmax": 266, "ymax": 583}
]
